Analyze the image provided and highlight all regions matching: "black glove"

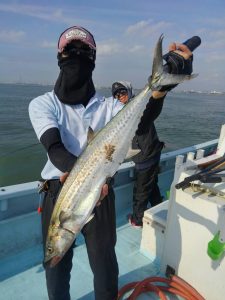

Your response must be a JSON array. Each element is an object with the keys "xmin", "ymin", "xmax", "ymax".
[
  {"xmin": 157, "ymin": 51, "xmax": 193, "ymax": 92},
  {"xmin": 163, "ymin": 51, "xmax": 193, "ymax": 75}
]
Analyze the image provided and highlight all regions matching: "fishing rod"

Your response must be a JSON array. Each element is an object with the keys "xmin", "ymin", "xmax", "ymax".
[
  {"xmin": 198, "ymin": 172, "xmax": 225, "ymax": 183},
  {"xmin": 192, "ymin": 165, "xmax": 225, "ymax": 183},
  {"xmin": 175, "ymin": 155, "xmax": 225, "ymax": 189}
]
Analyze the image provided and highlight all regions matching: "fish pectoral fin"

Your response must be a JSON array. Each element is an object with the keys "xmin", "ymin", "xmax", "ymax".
[
  {"xmin": 125, "ymin": 148, "xmax": 141, "ymax": 160},
  {"xmin": 59, "ymin": 210, "xmax": 81, "ymax": 233},
  {"xmin": 87, "ymin": 126, "xmax": 97, "ymax": 144},
  {"xmin": 160, "ymin": 73, "xmax": 198, "ymax": 86},
  {"xmin": 59, "ymin": 210, "xmax": 71, "ymax": 223},
  {"xmin": 59, "ymin": 210, "xmax": 78, "ymax": 224}
]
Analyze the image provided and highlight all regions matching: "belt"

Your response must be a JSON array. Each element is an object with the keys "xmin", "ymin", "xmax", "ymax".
[{"xmin": 38, "ymin": 179, "xmax": 61, "ymax": 194}]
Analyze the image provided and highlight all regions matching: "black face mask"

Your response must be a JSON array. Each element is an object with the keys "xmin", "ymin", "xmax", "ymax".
[{"xmin": 54, "ymin": 55, "xmax": 96, "ymax": 106}]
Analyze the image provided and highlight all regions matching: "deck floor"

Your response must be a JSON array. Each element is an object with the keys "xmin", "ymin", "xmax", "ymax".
[{"xmin": 0, "ymin": 211, "xmax": 168, "ymax": 300}]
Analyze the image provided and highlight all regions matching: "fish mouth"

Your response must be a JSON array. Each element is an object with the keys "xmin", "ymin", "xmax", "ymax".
[{"xmin": 45, "ymin": 255, "xmax": 63, "ymax": 268}]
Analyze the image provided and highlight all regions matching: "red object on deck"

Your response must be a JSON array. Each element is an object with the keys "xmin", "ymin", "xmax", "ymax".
[
  {"xmin": 117, "ymin": 275, "xmax": 205, "ymax": 300},
  {"xmin": 37, "ymin": 207, "xmax": 43, "ymax": 214}
]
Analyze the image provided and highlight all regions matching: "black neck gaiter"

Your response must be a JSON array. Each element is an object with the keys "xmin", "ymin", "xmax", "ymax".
[{"xmin": 54, "ymin": 55, "xmax": 96, "ymax": 106}]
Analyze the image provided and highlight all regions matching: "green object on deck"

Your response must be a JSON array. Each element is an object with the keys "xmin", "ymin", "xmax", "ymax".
[
  {"xmin": 166, "ymin": 190, "xmax": 170, "ymax": 200},
  {"xmin": 207, "ymin": 231, "xmax": 225, "ymax": 260}
]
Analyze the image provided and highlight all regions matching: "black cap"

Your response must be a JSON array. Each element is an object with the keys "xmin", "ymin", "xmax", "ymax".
[{"xmin": 112, "ymin": 82, "xmax": 127, "ymax": 97}]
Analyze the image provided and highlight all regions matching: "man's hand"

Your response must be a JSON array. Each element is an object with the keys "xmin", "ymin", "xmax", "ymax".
[
  {"xmin": 152, "ymin": 41, "xmax": 193, "ymax": 97},
  {"xmin": 168, "ymin": 42, "xmax": 192, "ymax": 60},
  {"xmin": 60, "ymin": 172, "xmax": 109, "ymax": 207},
  {"xmin": 60, "ymin": 172, "xmax": 69, "ymax": 183},
  {"xmin": 96, "ymin": 184, "xmax": 109, "ymax": 206},
  {"xmin": 164, "ymin": 42, "xmax": 193, "ymax": 75},
  {"xmin": 152, "ymin": 90, "xmax": 167, "ymax": 99}
]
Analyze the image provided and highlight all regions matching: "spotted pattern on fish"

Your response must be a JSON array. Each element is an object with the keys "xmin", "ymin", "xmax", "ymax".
[{"xmin": 104, "ymin": 144, "xmax": 116, "ymax": 162}]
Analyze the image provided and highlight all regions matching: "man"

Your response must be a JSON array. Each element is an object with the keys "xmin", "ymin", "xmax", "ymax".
[
  {"xmin": 29, "ymin": 25, "xmax": 193, "ymax": 300},
  {"xmin": 111, "ymin": 81, "xmax": 164, "ymax": 227}
]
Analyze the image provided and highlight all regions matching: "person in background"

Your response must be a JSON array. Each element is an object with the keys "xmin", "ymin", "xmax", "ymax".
[
  {"xmin": 111, "ymin": 81, "xmax": 164, "ymax": 228},
  {"xmin": 112, "ymin": 39, "xmax": 194, "ymax": 227},
  {"xmin": 29, "ymin": 24, "xmax": 193, "ymax": 300}
]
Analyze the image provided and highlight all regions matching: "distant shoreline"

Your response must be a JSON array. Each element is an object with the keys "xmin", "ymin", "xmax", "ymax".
[{"xmin": 0, "ymin": 82, "xmax": 224, "ymax": 95}]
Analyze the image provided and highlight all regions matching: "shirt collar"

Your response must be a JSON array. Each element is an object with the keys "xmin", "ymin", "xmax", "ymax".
[{"xmin": 86, "ymin": 92, "xmax": 105, "ymax": 107}]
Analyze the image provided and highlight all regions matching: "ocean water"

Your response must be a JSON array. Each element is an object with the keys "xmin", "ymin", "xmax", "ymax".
[{"xmin": 0, "ymin": 83, "xmax": 225, "ymax": 187}]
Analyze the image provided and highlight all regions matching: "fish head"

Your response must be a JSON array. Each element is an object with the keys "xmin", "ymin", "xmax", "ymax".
[{"xmin": 44, "ymin": 228, "xmax": 75, "ymax": 268}]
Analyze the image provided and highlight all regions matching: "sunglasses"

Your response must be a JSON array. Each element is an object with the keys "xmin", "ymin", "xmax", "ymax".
[
  {"xmin": 63, "ymin": 44, "xmax": 96, "ymax": 61},
  {"xmin": 115, "ymin": 89, "xmax": 128, "ymax": 98}
]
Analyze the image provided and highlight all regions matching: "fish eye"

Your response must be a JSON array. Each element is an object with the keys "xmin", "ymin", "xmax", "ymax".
[{"xmin": 47, "ymin": 246, "xmax": 54, "ymax": 254}]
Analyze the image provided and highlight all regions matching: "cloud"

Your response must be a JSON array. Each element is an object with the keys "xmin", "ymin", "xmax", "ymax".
[
  {"xmin": 129, "ymin": 45, "xmax": 145, "ymax": 53},
  {"xmin": 97, "ymin": 40, "xmax": 121, "ymax": 56},
  {"xmin": 40, "ymin": 41, "xmax": 56, "ymax": 49},
  {"xmin": 196, "ymin": 28, "xmax": 225, "ymax": 50},
  {"xmin": 97, "ymin": 40, "xmax": 146, "ymax": 57},
  {"xmin": 205, "ymin": 52, "xmax": 225, "ymax": 62},
  {"xmin": 126, "ymin": 20, "xmax": 150, "ymax": 34},
  {"xmin": 202, "ymin": 18, "xmax": 225, "ymax": 27},
  {"xmin": 0, "ymin": 3, "xmax": 76, "ymax": 25},
  {"xmin": 125, "ymin": 19, "xmax": 173, "ymax": 37},
  {"xmin": 0, "ymin": 30, "xmax": 25, "ymax": 42}
]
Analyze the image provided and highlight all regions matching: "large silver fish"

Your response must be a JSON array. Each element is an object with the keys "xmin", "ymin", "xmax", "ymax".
[{"xmin": 45, "ymin": 34, "xmax": 197, "ymax": 267}]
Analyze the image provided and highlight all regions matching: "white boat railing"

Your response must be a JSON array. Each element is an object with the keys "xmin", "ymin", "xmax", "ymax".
[{"xmin": 0, "ymin": 139, "xmax": 219, "ymax": 278}]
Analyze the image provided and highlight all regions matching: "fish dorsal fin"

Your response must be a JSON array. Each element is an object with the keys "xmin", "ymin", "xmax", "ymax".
[
  {"xmin": 87, "ymin": 127, "xmax": 95, "ymax": 143},
  {"xmin": 125, "ymin": 147, "xmax": 141, "ymax": 160}
]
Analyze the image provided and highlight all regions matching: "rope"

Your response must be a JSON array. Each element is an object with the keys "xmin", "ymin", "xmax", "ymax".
[{"xmin": 117, "ymin": 275, "xmax": 205, "ymax": 300}]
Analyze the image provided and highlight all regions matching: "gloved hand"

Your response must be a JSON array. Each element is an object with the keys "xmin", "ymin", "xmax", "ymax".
[
  {"xmin": 163, "ymin": 51, "xmax": 193, "ymax": 75},
  {"xmin": 158, "ymin": 50, "xmax": 193, "ymax": 92}
]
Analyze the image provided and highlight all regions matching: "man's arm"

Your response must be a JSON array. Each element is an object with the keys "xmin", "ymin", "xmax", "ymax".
[
  {"xmin": 40, "ymin": 127, "xmax": 77, "ymax": 173},
  {"xmin": 136, "ymin": 94, "xmax": 165, "ymax": 135},
  {"xmin": 136, "ymin": 41, "xmax": 194, "ymax": 135}
]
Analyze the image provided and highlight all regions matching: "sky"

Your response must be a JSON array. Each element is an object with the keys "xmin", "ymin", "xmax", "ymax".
[{"xmin": 0, "ymin": 0, "xmax": 225, "ymax": 91}]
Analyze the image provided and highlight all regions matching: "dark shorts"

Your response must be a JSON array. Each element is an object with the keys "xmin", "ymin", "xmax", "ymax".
[{"xmin": 41, "ymin": 179, "xmax": 118, "ymax": 300}]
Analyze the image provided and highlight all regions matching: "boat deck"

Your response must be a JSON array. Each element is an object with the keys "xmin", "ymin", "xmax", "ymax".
[
  {"xmin": 1, "ymin": 141, "xmax": 219, "ymax": 299},
  {"xmin": 0, "ymin": 210, "xmax": 164, "ymax": 300}
]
